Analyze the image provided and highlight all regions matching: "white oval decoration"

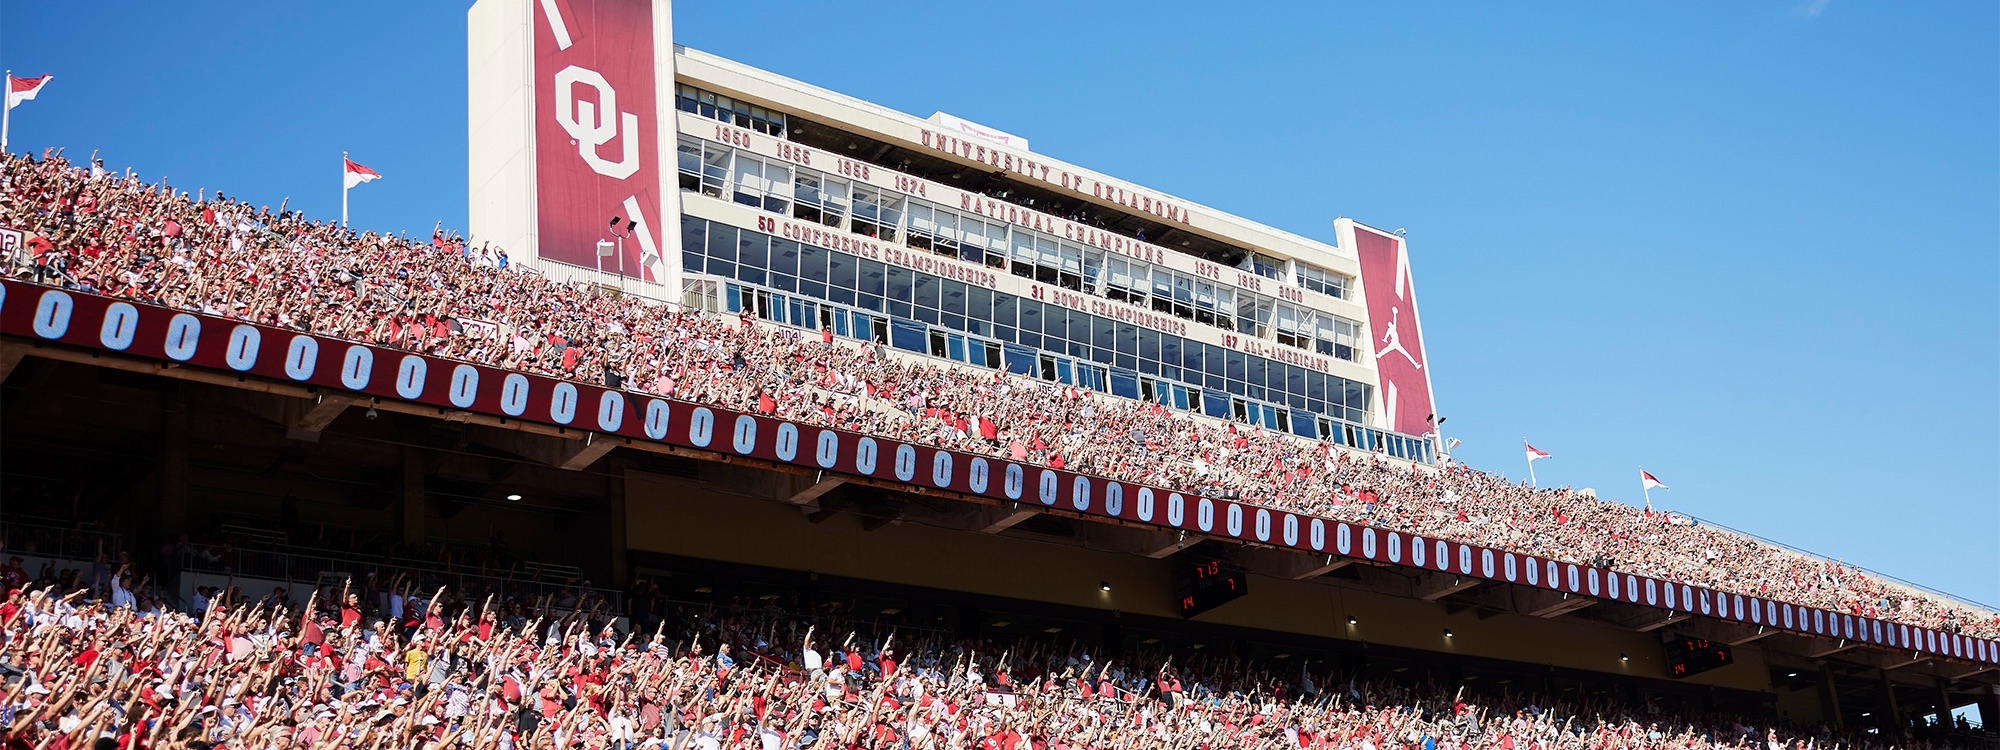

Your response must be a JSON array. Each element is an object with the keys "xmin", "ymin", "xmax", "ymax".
[
  {"xmin": 100, "ymin": 302, "xmax": 138, "ymax": 350},
  {"xmin": 284, "ymin": 336, "xmax": 318, "ymax": 381}
]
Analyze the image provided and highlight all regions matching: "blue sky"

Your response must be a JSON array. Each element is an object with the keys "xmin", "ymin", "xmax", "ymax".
[{"xmin": 4, "ymin": 1, "xmax": 1994, "ymax": 605}]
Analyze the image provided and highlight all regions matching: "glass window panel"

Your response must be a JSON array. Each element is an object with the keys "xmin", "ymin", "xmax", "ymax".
[
  {"xmin": 680, "ymin": 217, "xmax": 708, "ymax": 272},
  {"xmin": 1093, "ymin": 317, "xmax": 1117, "ymax": 352},
  {"xmin": 707, "ymin": 257, "xmax": 735, "ymax": 280},
  {"xmin": 737, "ymin": 232, "xmax": 768, "ymax": 269},
  {"xmin": 890, "ymin": 269, "xmax": 918, "ymax": 304},
  {"xmin": 1292, "ymin": 411, "xmax": 1319, "ymax": 439},
  {"xmin": 769, "ymin": 239, "xmax": 800, "ymax": 279},
  {"xmin": 968, "ymin": 287, "xmax": 995, "ymax": 325},
  {"xmin": 827, "ymin": 252, "xmax": 856, "ymax": 291},
  {"xmin": 857, "ymin": 259, "xmax": 887, "ymax": 298},
  {"xmin": 1003, "ymin": 344, "xmax": 1037, "ymax": 376},
  {"xmin": 1110, "ymin": 370, "xmax": 1140, "ymax": 400},
  {"xmin": 913, "ymin": 274, "xmax": 940, "ymax": 311},
  {"xmin": 890, "ymin": 319, "xmax": 926, "ymax": 353},
  {"xmin": 826, "ymin": 281, "xmax": 854, "ymax": 306},
  {"xmin": 707, "ymin": 224, "xmax": 738, "ymax": 263},
  {"xmin": 1203, "ymin": 390, "xmax": 1231, "ymax": 419},
  {"xmin": 798, "ymin": 245, "xmax": 827, "ymax": 282},
  {"xmin": 941, "ymin": 280, "xmax": 968, "ymax": 316}
]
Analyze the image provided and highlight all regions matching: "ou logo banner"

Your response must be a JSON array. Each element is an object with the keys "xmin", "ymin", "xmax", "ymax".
[{"xmin": 554, "ymin": 66, "xmax": 640, "ymax": 179}]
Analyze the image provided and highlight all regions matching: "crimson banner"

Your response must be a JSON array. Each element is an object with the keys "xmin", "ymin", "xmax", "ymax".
[
  {"xmin": 1352, "ymin": 225, "xmax": 1436, "ymax": 437},
  {"xmin": 1, "ymin": 279, "xmax": 1992, "ymax": 667},
  {"xmin": 532, "ymin": 0, "xmax": 666, "ymax": 281}
]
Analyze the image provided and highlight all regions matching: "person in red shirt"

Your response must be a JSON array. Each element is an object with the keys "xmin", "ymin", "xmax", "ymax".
[
  {"xmin": 877, "ymin": 648, "xmax": 898, "ymax": 680},
  {"xmin": 340, "ymin": 592, "xmax": 363, "ymax": 628}
]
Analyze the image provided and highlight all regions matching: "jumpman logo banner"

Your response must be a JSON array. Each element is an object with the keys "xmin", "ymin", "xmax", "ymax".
[{"xmin": 1352, "ymin": 225, "xmax": 1436, "ymax": 438}]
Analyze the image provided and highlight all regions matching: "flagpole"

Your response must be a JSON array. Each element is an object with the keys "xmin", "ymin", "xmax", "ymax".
[
  {"xmin": 3, "ymin": 70, "xmax": 12, "ymax": 155},
  {"xmin": 1524, "ymin": 438, "xmax": 1537, "ymax": 488},
  {"xmin": 341, "ymin": 151, "xmax": 349, "ymax": 228}
]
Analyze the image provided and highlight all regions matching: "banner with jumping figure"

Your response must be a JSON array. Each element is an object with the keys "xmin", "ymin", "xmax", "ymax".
[{"xmin": 2, "ymin": 278, "xmax": 1993, "ymax": 667}]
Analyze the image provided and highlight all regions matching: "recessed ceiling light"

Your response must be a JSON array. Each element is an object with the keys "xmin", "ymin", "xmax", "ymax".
[
  {"xmin": 990, "ymin": 621, "xmax": 1010, "ymax": 628},
  {"xmin": 505, "ymin": 493, "xmax": 523, "ymax": 501},
  {"xmin": 1043, "ymin": 627, "xmax": 1063, "ymax": 634},
  {"xmin": 880, "ymin": 608, "xmax": 901, "ymax": 615}
]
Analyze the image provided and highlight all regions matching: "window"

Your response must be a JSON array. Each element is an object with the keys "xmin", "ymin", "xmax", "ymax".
[
  {"xmin": 1316, "ymin": 315, "xmax": 1363, "ymax": 362},
  {"xmin": 792, "ymin": 169, "xmax": 849, "ymax": 228},
  {"xmin": 1249, "ymin": 252, "xmax": 1286, "ymax": 282},
  {"xmin": 731, "ymin": 155, "xmax": 790, "ymax": 213},
  {"xmin": 1192, "ymin": 281, "xmax": 1233, "ymax": 331},
  {"xmin": 958, "ymin": 217, "xmax": 1009, "ymax": 269},
  {"xmin": 1237, "ymin": 295, "xmax": 1271, "ymax": 337},
  {"xmin": 677, "ymin": 83, "xmax": 786, "ymax": 136},
  {"xmin": 904, "ymin": 201, "xmax": 960, "ymax": 258},
  {"xmin": 851, "ymin": 185, "xmax": 903, "ymax": 241},
  {"xmin": 1273, "ymin": 304, "xmax": 1313, "ymax": 351},
  {"xmin": 1105, "ymin": 258, "xmax": 1148, "ymax": 305},
  {"xmin": 677, "ymin": 135, "xmax": 730, "ymax": 198},
  {"xmin": 679, "ymin": 215, "xmax": 1414, "ymax": 461},
  {"xmin": 1296, "ymin": 262, "xmax": 1351, "ymax": 299}
]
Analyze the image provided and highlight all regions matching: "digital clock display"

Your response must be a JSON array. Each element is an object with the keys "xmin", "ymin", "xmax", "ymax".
[
  {"xmin": 1663, "ymin": 636, "xmax": 1733, "ymax": 679},
  {"xmin": 1174, "ymin": 559, "xmax": 1248, "ymax": 619}
]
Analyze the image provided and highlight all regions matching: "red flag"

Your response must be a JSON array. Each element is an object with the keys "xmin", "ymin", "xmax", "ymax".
[
  {"xmin": 343, "ymin": 158, "xmax": 381, "ymax": 189},
  {"xmin": 6, "ymin": 75, "xmax": 51, "ymax": 109},
  {"xmin": 1523, "ymin": 441, "xmax": 1551, "ymax": 462},
  {"xmin": 1641, "ymin": 470, "xmax": 1669, "ymax": 491}
]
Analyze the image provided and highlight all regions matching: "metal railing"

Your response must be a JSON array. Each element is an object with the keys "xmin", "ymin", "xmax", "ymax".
[
  {"xmin": 0, "ymin": 517, "xmax": 123, "ymax": 562},
  {"xmin": 181, "ymin": 544, "xmax": 621, "ymax": 613}
]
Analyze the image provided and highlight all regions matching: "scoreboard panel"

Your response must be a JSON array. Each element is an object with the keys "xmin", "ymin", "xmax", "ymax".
[
  {"xmin": 1175, "ymin": 559, "xmax": 1248, "ymax": 618},
  {"xmin": 1663, "ymin": 635, "xmax": 1734, "ymax": 678}
]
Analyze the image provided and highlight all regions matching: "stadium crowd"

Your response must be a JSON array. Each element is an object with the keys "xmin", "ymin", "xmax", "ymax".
[
  {"xmin": 0, "ymin": 571, "xmax": 1982, "ymax": 750},
  {"xmin": 0, "ymin": 150, "xmax": 1993, "ymax": 644}
]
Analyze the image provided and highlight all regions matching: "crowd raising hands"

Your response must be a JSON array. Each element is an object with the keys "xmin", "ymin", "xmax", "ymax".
[
  {"xmin": 0, "ymin": 575, "xmax": 1984, "ymax": 750},
  {"xmin": 0, "ymin": 147, "xmax": 1992, "ymax": 648}
]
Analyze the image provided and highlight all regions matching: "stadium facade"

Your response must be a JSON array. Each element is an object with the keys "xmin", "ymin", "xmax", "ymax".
[
  {"xmin": 0, "ymin": 0, "xmax": 1993, "ymax": 742},
  {"xmin": 468, "ymin": 0, "xmax": 1442, "ymax": 465}
]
